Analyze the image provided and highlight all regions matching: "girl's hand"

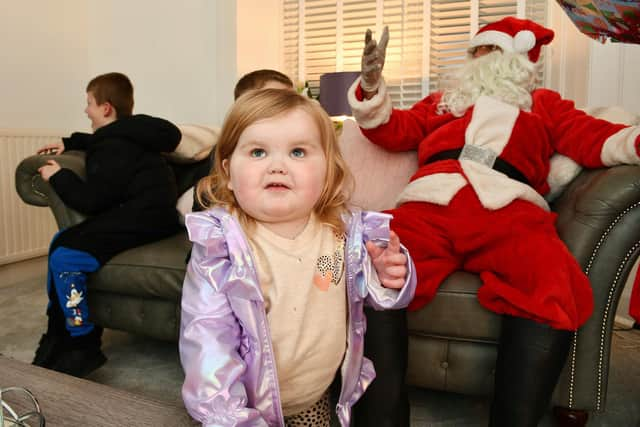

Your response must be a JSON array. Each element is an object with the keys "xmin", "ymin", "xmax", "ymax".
[
  {"xmin": 38, "ymin": 159, "xmax": 61, "ymax": 182},
  {"xmin": 37, "ymin": 140, "xmax": 65, "ymax": 156},
  {"xmin": 366, "ymin": 230, "xmax": 407, "ymax": 289}
]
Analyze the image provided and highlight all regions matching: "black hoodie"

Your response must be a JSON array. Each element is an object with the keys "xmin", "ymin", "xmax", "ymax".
[{"xmin": 49, "ymin": 114, "xmax": 182, "ymax": 264}]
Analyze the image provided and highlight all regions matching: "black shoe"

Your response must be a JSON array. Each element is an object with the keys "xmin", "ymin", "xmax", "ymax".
[
  {"xmin": 50, "ymin": 347, "xmax": 107, "ymax": 378},
  {"xmin": 32, "ymin": 333, "xmax": 63, "ymax": 368}
]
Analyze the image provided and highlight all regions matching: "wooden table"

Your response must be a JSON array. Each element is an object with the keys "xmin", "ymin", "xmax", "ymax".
[{"xmin": 0, "ymin": 356, "xmax": 197, "ymax": 426}]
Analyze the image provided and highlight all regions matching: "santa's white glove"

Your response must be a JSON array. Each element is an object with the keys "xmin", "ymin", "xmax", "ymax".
[{"xmin": 360, "ymin": 26, "xmax": 389, "ymax": 95}]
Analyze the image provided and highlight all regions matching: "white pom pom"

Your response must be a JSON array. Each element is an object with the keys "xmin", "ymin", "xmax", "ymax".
[{"xmin": 514, "ymin": 30, "xmax": 535, "ymax": 53}]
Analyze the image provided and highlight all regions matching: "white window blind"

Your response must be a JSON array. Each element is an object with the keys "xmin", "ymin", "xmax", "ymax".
[{"xmin": 282, "ymin": 0, "xmax": 548, "ymax": 109}]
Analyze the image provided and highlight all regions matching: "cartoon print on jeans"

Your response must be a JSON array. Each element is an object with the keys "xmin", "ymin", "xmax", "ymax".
[
  {"xmin": 70, "ymin": 307, "xmax": 84, "ymax": 326},
  {"xmin": 313, "ymin": 232, "xmax": 345, "ymax": 291},
  {"xmin": 66, "ymin": 287, "xmax": 84, "ymax": 308},
  {"xmin": 65, "ymin": 282, "xmax": 85, "ymax": 326}
]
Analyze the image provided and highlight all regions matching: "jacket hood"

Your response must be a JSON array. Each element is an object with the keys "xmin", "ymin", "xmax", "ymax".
[{"xmin": 92, "ymin": 114, "xmax": 181, "ymax": 152}]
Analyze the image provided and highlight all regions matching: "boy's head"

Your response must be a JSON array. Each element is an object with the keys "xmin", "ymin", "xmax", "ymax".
[
  {"xmin": 85, "ymin": 72, "xmax": 134, "ymax": 130},
  {"xmin": 197, "ymin": 88, "xmax": 352, "ymax": 230},
  {"xmin": 233, "ymin": 69, "xmax": 294, "ymax": 100}
]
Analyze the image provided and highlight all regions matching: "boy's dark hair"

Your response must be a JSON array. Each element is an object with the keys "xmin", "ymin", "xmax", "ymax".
[
  {"xmin": 86, "ymin": 72, "xmax": 134, "ymax": 118},
  {"xmin": 233, "ymin": 69, "xmax": 294, "ymax": 100}
]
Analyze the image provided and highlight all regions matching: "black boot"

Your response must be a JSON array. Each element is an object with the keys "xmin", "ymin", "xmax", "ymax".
[
  {"xmin": 32, "ymin": 333, "xmax": 60, "ymax": 367},
  {"xmin": 32, "ymin": 300, "xmax": 69, "ymax": 367},
  {"xmin": 352, "ymin": 307, "xmax": 410, "ymax": 427},
  {"xmin": 489, "ymin": 315, "xmax": 573, "ymax": 427},
  {"xmin": 50, "ymin": 326, "xmax": 107, "ymax": 378}
]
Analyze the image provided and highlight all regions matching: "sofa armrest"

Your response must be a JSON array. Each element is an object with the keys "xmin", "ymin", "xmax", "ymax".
[
  {"xmin": 551, "ymin": 164, "xmax": 640, "ymax": 411},
  {"xmin": 15, "ymin": 152, "xmax": 88, "ymax": 229}
]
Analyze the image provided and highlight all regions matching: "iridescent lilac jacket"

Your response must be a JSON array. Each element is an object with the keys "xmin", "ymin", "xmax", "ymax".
[{"xmin": 179, "ymin": 207, "xmax": 416, "ymax": 427}]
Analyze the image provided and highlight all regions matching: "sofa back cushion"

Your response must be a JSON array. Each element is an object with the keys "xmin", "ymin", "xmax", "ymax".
[{"xmin": 339, "ymin": 119, "xmax": 418, "ymax": 211}]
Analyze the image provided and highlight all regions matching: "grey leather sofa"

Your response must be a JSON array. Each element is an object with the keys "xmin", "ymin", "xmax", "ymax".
[{"xmin": 15, "ymin": 149, "xmax": 640, "ymax": 426}]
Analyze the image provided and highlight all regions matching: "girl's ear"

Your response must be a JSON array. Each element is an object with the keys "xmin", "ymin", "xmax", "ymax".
[{"xmin": 222, "ymin": 159, "xmax": 233, "ymax": 190}]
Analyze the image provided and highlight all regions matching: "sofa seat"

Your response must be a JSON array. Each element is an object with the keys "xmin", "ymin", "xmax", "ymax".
[
  {"xmin": 407, "ymin": 272, "xmax": 501, "ymax": 395},
  {"xmin": 86, "ymin": 232, "xmax": 190, "ymax": 341},
  {"xmin": 89, "ymin": 232, "xmax": 190, "ymax": 300}
]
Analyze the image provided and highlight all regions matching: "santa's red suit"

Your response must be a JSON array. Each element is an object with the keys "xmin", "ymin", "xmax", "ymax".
[{"xmin": 348, "ymin": 81, "xmax": 640, "ymax": 331}]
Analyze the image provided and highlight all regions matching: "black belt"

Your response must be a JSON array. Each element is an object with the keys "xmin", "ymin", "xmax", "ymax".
[{"xmin": 425, "ymin": 148, "xmax": 530, "ymax": 186}]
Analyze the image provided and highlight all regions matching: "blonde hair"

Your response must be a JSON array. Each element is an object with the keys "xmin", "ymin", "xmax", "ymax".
[{"xmin": 197, "ymin": 89, "xmax": 353, "ymax": 231}]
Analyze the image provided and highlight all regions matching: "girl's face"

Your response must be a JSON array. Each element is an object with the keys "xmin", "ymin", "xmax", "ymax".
[{"xmin": 223, "ymin": 108, "xmax": 328, "ymax": 239}]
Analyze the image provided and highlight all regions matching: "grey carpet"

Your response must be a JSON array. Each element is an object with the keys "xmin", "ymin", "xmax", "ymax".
[{"xmin": 1, "ymin": 276, "xmax": 639, "ymax": 426}]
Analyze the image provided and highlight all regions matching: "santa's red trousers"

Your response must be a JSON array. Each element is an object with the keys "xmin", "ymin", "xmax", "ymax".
[
  {"xmin": 630, "ymin": 271, "xmax": 640, "ymax": 324},
  {"xmin": 388, "ymin": 185, "xmax": 594, "ymax": 331}
]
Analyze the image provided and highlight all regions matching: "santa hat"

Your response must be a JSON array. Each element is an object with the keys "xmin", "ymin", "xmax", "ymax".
[{"xmin": 469, "ymin": 17, "xmax": 554, "ymax": 62}]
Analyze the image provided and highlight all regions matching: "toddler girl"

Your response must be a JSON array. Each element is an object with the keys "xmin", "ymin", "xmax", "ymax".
[{"xmin": 179, "ymin": 89, "xmax": 416, "ymax": 427}]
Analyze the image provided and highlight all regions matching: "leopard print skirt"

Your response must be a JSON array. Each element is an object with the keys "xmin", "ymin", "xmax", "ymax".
[{"xmin": 283, "ymin": 392, "xmax": 331, "ymax": 427}]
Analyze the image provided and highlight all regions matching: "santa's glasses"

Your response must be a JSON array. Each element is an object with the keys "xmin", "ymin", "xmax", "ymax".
[{"xmin": 469, "ymin": 44, "xmax": 502, "ymax": 58}]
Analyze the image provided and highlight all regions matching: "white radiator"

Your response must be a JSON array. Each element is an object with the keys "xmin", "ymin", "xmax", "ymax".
[{"xmin": 0, "ymin": 129, "xmax": 62, "ymax": 265}]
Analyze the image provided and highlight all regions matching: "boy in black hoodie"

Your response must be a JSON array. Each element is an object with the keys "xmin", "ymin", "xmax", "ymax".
[{"xmin": 33, "ymin": 72, "xmax": 182, "ymax": 377}]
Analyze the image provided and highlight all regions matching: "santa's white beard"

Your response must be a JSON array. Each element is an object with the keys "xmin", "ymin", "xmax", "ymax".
[{"xmin": 438, "ymin": 51, "xmax": 540, "ymax": 117}]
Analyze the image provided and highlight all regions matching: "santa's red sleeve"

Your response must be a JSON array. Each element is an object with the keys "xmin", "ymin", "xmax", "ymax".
[
  {"xmin": 347, "ymin": 76, "xmax": 449, "ymax": 152},
  {"xmin": 533, "ymin": 89, "xmax": 640, "ymax": 168}
]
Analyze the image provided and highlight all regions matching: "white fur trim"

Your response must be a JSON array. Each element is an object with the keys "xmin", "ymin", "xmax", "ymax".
[
  {"xmin": 395, "ymin": 167, "xmax": 549, "ymax": 211},
  {"xmin": 393, "ymin": 95, "xmax": 547, "ymax": 210},
  {"xmin": 470, "ymin": 30, "xmax": 516, "ymax": 53},
  {"xmin": 545, "ymin": 154, "xmax": 582, "ymax": 202},
  {"xmin": 348, "ymin": 76, "xmax": 393, "ymax": 129},
  {"xmin": 514, "ymin": 30, "xmax": 535, "ymax": 53},
  {"xmin": 601, "ymin": 126, "xmax": 640, "ymax": 166},
  {"xmin": 395, "ymin": 173, "xmax": 467, "ymax": 207},
  {"xmin": 460, "ymin": 160, "xmax": 549, "ymax": 211},
  {"xmin": 465, "ymin": 95, "xmax": 519, "ymax": 154}
]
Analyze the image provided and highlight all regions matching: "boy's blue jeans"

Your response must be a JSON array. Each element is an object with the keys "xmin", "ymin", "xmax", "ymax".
[{"xmin": 47, "ymin": 246, "xmax": 100, "ymax": 337}]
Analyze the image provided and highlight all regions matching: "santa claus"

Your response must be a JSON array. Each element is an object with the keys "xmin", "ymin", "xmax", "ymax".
[{"xmin": 348, "ymin": 17, "xmax": 640, "ymax": 427}]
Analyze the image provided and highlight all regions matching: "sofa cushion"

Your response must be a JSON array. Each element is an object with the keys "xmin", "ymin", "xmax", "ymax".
[
  {"xmin": 407, "ymin": 335, "xmax": 497, "ymax": 395},
  {"xmin": 164, "ymin": 124, "xmax": 220, "ymax": 164},
  {"xmin": 88, "ymin": 232, "xmax": 190, "ymax": 301},
  {"xmin": 407, "ymin": 272, "xmax": 501, "ymax": 342},
  {"xmin": 339, "ymin": 119, "xmax": 418, "ymax": 211},
  {"xmin": 88, "ymin": 292, "xmax": 180, "ymax": 342}
]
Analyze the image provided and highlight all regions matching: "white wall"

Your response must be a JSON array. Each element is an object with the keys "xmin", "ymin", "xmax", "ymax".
[
  {"xmin": 0, "ymin": 1, "xmax": 89, "ymax": 131},
  {"xmin": 588, "ymin": 42, "xmax": 640, "ymax": 112},
  {"xmin": 87, "ymin": 0, "xmax": 236, "ymax": 127},
  {"xmin": 236, "ymin": 0, "xmax": 282, "ymax": 78},
  {"xmin": 0, "ymin": 0, "xmax": 236, "ymax": 132},
  {"xmin": 545, "ymin": 0, "xmax": 591, "ymax": 108}
]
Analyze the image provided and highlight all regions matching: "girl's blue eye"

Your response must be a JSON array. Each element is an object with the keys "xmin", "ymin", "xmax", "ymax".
[
  {"xmin": 291, "ymin": 148, "xmax": 305, "ymax": 158},
  {"xmin": 251, "ymin": 148, "xmax": 266, "ymax": 158}
]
